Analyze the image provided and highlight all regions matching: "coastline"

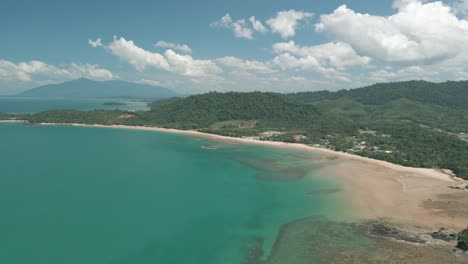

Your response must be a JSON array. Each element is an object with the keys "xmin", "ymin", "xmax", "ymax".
[
  {"xmin": 29, "ymin": 121, "xmax": 468, "ymax": 183},
  {"xmin": 2, "ymin": 120, "xmax": 468, "ymax": 229}
]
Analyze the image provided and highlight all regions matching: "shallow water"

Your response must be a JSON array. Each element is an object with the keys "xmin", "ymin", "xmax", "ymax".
[{"xmin": 0, "ymin": 123, "xmax": 351, "ymax": 264}]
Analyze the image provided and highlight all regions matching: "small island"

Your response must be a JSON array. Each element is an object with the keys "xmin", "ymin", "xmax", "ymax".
[{"xmin": 103, "ymin": 101, "xmax": 127, "ymax": 106}]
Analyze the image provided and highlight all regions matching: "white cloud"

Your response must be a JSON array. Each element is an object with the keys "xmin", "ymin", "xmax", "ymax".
[
  {"xmin": 88, "ymin": 38, "xmax": 102, "ymax": 48},
  {"xmin": 164, "ymin": 49, "xmax": 222, "ymax": 77},
  {"xmin": 232, "ymin": 20, "xmax": 253, "ymax": 39},
  {"xmin": 210, "ymin": 13, "xmax": 254, "ymax": 39},
  {"xmin": 106, "ymin": 36, "xmax": 222, "ymax": 77},
  {"xmin": 271, "ymin": 52, "xmax": 351, "ymax": 82},
  {"xmin": 136, "ymin": 78, "xmax": 185, "ymax": 89},
  {"xmin": 67, "ymin": 63, "xmax": 113, "ymax": 80},
  {"xmin": 107, "ymin": 36, "xmax": 169, "ymax": 71},
  {"xmin": 272, "ymin": 41, "xmax": 370, "ymax": 69},
  {"xmin": 136, "ymin": 79, "xmax": 163, "ymax": 87},
  {"xmin": 369, "ymin": 65, "xmax": 442, "ymax": 83},
  {"xmin": 315, "ymin": 2, "xmax": 468, "ymax": 64},
  {"xmin": 0, "ymin": 59, "xmax": 113, "ymax": 84},
  {"xmin": 217, "ymin": 56, "xmax": 275, "ymax": 74},
  {"xmin": 266, "ymin": 10, "xmax": 313, "ymax": 39},
  {"xmin": 155, "ymin": 40, "xmax": 192, "ymax": 54},
  {"xmin": 210, "ymin": 13, "xmax": 233, "ymax": 28},
  {"xmin": 249, "ymin": 16, "xmax": 267, "ymax": 32}
]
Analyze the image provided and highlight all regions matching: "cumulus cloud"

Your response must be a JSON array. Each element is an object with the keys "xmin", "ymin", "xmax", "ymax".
[
  {"xmin": 164, "ymin": 49, "xmax": 222, "ymax": 77},
  {"xmin": 88, "ymin": 38, "xmax": 102, "ymax": 48},
  {"xmin": 210, "ymin": 13, "xmax": 254, "ymax": 39},
  {"xmin": 0, "ymin": 59, "xmax": 113, "ymax": 84},
  {"xmin": 272, "ymin": 41, "xmax": 370, "ymax": 70},
  {"xmin": 369, "ymin": 65, "xmax": 441, "ymax": 83},
  {"xmin": 266, "ymin": 10, "xmax": 313, "ymax": 39},
  {"xmin": 107, "ymin": 36, "xmax": 169, "ymax": 71},
  {"xmin": 155, "ymin": 40, "xmax": 192, "ymax": 53},
  {"xmin": 271, "ymin": 53, "xmax": 351, "ymax": 82},
  {"xmin": 249, "ymin": 16, "xmax": 268, "ymax": 32},
  {"xmin": 106, "ymin": 36, "xmax": 222, "ymax": 77},
  {"xmin": 67, "ymin": 63, "xmax": 113, "ymax": 80},
  {"xmin": 315, "ymin": 2, "xmax": 468, "ymax": 64},
  {"xmin": 136, "ymin": 79, "xmax": 163, "ymax": 87},
  {"xmin": 217, "ymin": 56, "xmax": 275, "ymax": 74}
]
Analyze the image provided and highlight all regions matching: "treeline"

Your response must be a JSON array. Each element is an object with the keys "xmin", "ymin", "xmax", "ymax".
[
  {"xmin": 26, "ymin": 110, "xmax": 126, "ymax": 125},
  {"xmin": 286, "ymin": 80, "xmax": 468, "ymax": 109},
  {"xmin": 0, "ymin": 112, "xmax": 12, "ymax": 120}
]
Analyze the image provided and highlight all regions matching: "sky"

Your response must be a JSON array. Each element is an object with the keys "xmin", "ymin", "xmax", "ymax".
[{"xmin": 1, "ymin": 0, "xmax": 468, "ymax": 94}]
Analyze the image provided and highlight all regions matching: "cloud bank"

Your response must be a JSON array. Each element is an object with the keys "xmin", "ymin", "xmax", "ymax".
[{"xmin": 4, "ymin": 1, "xmax": 468, "ymax": 94}]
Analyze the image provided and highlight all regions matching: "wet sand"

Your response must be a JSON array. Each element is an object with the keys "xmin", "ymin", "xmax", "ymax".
[{"xmin": 321, "ymin": 159, "xmax": 468, "ymax": 229}]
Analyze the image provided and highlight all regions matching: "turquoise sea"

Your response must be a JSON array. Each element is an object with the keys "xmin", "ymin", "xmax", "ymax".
[
  {"xmin": 0, "ymin": 97, "xmax": 148, "ymax": 113},
  {"xmin": 0, "ymin": 122, "xmax": 351, "ymax": 264}
]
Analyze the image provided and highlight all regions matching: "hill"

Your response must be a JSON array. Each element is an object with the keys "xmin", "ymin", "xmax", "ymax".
[
  {"xmin": 16, "ymin": 78, "xmax": 177, "ymax": 100},
  {"xmin": 287, "ymin": 81, "xmax": 468, "ymax": 134},
  {"xmin": 286, "ymin": 80, "xmax": 468, "ymax": 109}
]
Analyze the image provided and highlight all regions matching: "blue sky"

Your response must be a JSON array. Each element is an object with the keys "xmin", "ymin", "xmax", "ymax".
[{"xmin": 1, "ymin": 0, "xmax": 468, "ymax": 94}]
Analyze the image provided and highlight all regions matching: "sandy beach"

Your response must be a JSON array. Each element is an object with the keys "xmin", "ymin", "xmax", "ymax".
[{"xmin": 3, "ymin": 120, "xmax": 468, "ymax": 230}]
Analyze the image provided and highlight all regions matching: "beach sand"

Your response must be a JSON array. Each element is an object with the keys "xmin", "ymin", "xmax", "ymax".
[{"xmin": 321, "ymin": 160, "xmax": 468, "ymax": 229}]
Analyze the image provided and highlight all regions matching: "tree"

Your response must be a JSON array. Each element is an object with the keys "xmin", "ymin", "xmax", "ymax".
[{"xmin": 457, "ymin": 228, "xmax": 468, "ymax": 251}]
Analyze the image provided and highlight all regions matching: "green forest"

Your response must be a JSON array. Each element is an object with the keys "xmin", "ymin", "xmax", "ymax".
[{"xmin": 2, "ymin": 80, "xmax": 468, "ymax": 179}]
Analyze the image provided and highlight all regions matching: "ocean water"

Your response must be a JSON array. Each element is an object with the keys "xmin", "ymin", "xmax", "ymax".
[
  {"xmin": 0, "ymin": 123, "xmax": 350, "ymax": 264},
  {"xmin": 0, "ymin": 97, "xmax": 149, "ymax": 113}
]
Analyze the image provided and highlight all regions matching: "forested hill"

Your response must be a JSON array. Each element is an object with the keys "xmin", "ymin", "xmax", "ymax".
[
  {"xmin": 286, "ymin": 80, "xmax": 468, "ymax": 109},
  {"xmin": 148, "ymin": 92, "xmax": 320, "ymax": 126},
  {"xmin": 143, "ymin": 92, "xmax": 355, "ymax": 133}
]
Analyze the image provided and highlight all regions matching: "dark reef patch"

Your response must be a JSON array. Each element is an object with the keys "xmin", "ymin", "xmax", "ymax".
[{"xmin": 244, "ymin": 217, "xmax": 468, "ymax": 264}]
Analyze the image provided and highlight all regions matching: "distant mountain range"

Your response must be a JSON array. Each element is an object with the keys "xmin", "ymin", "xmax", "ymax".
[{"xmin": 16, "ymin": 78, "xmax": 178, "ymax": 100}]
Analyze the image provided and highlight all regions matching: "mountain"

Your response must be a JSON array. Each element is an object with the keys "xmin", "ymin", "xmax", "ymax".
[{"xmin": 16, "ymin": 78, "xmax": 178, "ymax": 100}]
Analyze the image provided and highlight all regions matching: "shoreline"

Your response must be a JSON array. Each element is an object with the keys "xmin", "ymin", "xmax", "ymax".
[
  {"xmin": 31, "ymin": 121, "xmax": 468, "ymax": 183},
  {"xmin": 1, "ymin": 119, "xmax": 466, "ymax": 185}
]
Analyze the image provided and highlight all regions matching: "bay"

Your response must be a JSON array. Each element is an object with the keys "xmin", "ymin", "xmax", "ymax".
[{"xmin": 0, "ymin": 123, "xmax": 349, "ymax": 264}]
